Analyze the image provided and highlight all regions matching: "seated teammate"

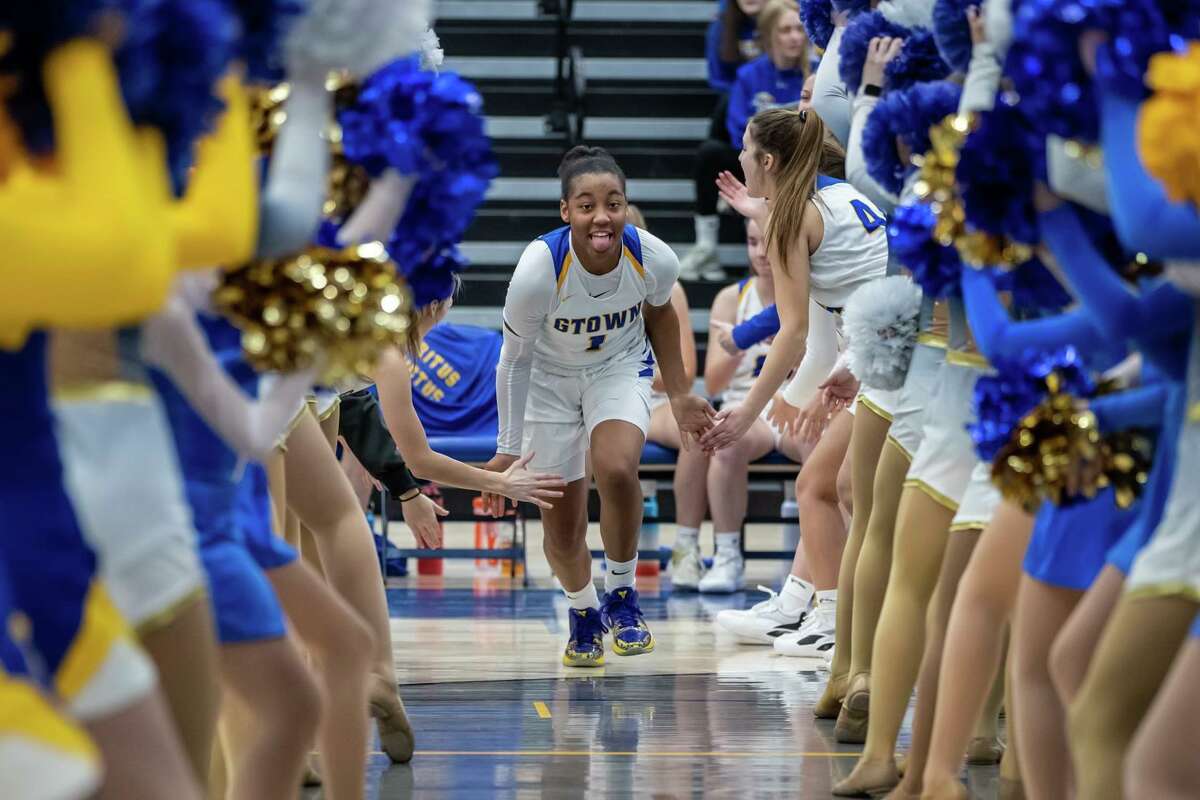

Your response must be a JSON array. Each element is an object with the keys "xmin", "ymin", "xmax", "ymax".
[{"xmin": 672, "ymin": 217, "xmax": 812, "ymax": 593}]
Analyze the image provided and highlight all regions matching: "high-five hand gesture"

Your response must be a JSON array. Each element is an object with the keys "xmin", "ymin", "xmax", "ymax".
[{"xmin": 716, "ymin": 171, "xmax": 768, "ymax": 224}]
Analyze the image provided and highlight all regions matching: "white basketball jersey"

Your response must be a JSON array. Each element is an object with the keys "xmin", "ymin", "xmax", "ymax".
[
  {"xmin": 809, "ymin": 182, "xmax": 890, "ymax": 310},
  {"xmin": 722, "ymin": 278, "xmax": 770, "ymax": 406},
  {"xmin": 531, "ymin": 225, "xmax": 656, "ymax": 373}
]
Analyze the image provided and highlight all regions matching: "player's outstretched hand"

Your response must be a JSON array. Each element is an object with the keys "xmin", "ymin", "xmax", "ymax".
[
  {"xmin": 481, "ymin": 453, "xmax": 519, "ymax": 517},
  {"xmin": 766, "ymin": 394, "xmax": 800, "ymax": 437},
  {"xmin": 716, "ymin": 171, "xmax": 768, "ymax": 223},
  {"xmin": 699, "ymin": 403, "xmax": 757, "ymax": 452},
  {"xmin": 796, "ymin": 394, "xmax": 831, "ymax": 443},
  {"xmin": 402, "ymin": 492, "xmax": 449, "ymax": 549},
  {"xmin": 670, "ymin": 394, "xmax": 717, "ymax": 451},
  {"xmin": 819, "ymin": 365, "xmax": 859, "ymax": 411},
  {"xmin": 500, "ymin": 452, "xmax": 566, "ymax": 510},
  {"xmin": 711, "ymin": 320, "xmax": 744, "ymax": 356}
]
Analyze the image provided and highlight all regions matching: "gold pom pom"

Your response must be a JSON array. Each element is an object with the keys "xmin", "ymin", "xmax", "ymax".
[
  {"xmin": 247, "ymin": 75, "xmax": 371, "ymax": 220},
  {"xmin": 1103, "ymin": 430, "xmax": 1153, "ymax": 510},
  {"xmin": 990, "ymin": 394, "xmax": 1104, "ymax": 512},
  {"xmin": 915, "ymin": 114, "xmax": 1035, "ymax": 270},
  {"xmin": 248, "ymin": 83, "xmax": 291, "ymax": 156},
  {"xmin": 213, "ymin": 243, "xmax": 414, "ymax": 384}
]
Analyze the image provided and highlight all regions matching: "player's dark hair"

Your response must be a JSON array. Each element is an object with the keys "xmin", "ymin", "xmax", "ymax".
[{"xmin": 558, "ymin": 145, "xmax": 627, "ymax": 199}]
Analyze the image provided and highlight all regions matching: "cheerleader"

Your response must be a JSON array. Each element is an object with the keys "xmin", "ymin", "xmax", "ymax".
[
  {"xmin": 0, "ymin": 35, "xmax": 204, "ymax": 799},
  {"xmin": 699, "ymin": 105, "xmax": 888, "ymax": 661},
  {"xmin": 486, "ymin": 146, "xmax": 714, "ymax": 666}
]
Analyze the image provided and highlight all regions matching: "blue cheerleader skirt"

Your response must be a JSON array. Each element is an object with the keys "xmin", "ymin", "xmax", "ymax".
[
  {"xmin": 188, "ymin": 479, "xmax": 288, "ymax": 645},
  {"xmin": 236, "ymin": 463, "xmax": 298, "ymax": 572},
  {"xmin": 1023, "ymin": 488, "xmax": 1138, "ymax": 591}
]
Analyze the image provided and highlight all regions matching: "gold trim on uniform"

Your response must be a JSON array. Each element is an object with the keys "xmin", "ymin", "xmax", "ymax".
[
  {"xmin": 317, "ymin": 395, "xmax": 341, "ymax": 422},
  {"xmin": 917, "ymin": 332, "xmax": 949, "ymax": 349},
  {"xmin": 885, "ymin": 436, "xmax": 914, "ymax": 460},
  {"xmin": 52, "ymin": 380, "xmax": 153, "ymax": 404},
  {"xmin": 857, "ymin": 393, "xmax": 895, "ymax": 422},
  {"xmin": 949, "ymin": 520, "xmax": 989, "ymax": 533},
  {"xmin": 945, "ymin": 349, "xmax": 990, "ymax": 370},
  {"xmin": 904, "ymin": 478, "xmax": 960, "ymax": 512},
  {"xmin": 132, "ymin": 586, "xmax": 208, "ymax": 640},
  {"xmin": 1125, "ymin": 583, "xmax": 1200, "ymax": 603}
]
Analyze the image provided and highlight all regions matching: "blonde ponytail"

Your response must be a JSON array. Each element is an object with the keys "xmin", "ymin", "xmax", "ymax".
[{"xmin": 748, "ymin": 107, "xmax": 831, "ymax": 275}]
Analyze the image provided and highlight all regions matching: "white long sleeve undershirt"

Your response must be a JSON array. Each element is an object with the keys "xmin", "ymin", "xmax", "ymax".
[
  {"xmin": 782, "ymin": 300, "xmax": 841, "ymax": 408},
  {"xmin": 142, "ymin": 286, "xmax": 315, "ymax": 463}
]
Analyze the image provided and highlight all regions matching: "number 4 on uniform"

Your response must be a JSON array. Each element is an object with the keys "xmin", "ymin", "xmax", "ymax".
[
  {"xmin": 587, "ymin": 335, "xmax": 606, "ymax": 352},
  {"xmin": 850, "ymin": 199, "xmax": 887, "ymax": 233}
]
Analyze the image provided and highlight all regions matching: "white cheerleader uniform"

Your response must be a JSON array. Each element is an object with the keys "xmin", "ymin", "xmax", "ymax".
[
  {"xmin": 721, "ymin": 277, "xmax": 786, "ymax": 444},
  {"xmin": 1127, "ymin": 318, "xmax": 1200, "ymax": 600},
  {"xmin": 777, "ymin": 178, "xmax": 890, "ymax": 413},
  {"xmin": 903, "ymin": 303, "xmax": 989, "ymax": 512},
  {"xmin": 497, "ymin": 224, "xmax": 679, "ymax": 482}
]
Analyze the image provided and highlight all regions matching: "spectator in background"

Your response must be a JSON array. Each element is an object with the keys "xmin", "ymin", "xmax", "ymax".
[
  {"xmin": 706, "ymin": 0, "xmax": 765, "ymax": 93},
  {"xmin": 681, "ymin": 0, "xmax": 811, "ymax": 280}
]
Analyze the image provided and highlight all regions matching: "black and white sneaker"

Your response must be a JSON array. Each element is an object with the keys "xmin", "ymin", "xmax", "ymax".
[
  {"xmin": 714, "ymin": 586, "xmax": 806, "ymax": 644},
  {"xmin": 772, "ymin": 605, "xmax": 835, "ymax": 658}
]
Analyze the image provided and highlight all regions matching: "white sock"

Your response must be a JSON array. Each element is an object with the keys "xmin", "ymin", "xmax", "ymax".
[
  {"xmin": 816, "ymin": 589, "xmax": 837, "ymax": 626},
  {"xmin": 714, "ymin": 531, "xmax": 741, "ymax": 555},
  {"xmin": 605, "ymin": 557, "xmax": 637, "ymax": 593},
  {"xmin": 694, "ymin": 214, "xmax": 719, "ymax": 249},
  {"xmin": 675, "ymin": 526, "xmax": 700, "ymax": 551},
  {"xmin": 779, "ymin": 574, "xmax": 815, "ymax": 615},
  {"xmin": 564, "ymin": 580, "xmax": 600, "ymax": 611}
]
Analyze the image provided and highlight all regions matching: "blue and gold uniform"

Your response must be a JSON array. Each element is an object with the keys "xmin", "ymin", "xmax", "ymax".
[{"xmin": 151, "ymin": 314, "xmax": 298, "ymax": 644}]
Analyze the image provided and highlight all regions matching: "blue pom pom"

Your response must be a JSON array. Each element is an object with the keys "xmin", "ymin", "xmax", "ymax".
[
  {"xmin": 886, "ymin": 27, "xmax": 951, "ymax": 89},
  {"xmin": 119, "ymin": 0, "xmax": 240, "ymax": 190},
  {"xmin": 338, "ymin": 57, "xmax": 499, "ymax": 308},
  {"xmin": 227, "ymin": 0, "xmax": 307, "ymax": 82},
  {"xmin": 0, "ymin": 0, "xmax": 238, "ymax": 192},
  {"xmin": 800, "ymin": 0, "xmax": 835, "ymax": 50},
  {"xmin": 832, "ymin": 0, "xmax": 871, "ymax": 14},
  {"xmin": 887, "ymin": 201, "xmax": 963, "ymax": 298},
  {"xmin": 1004, "ymin": 257, "xmax": 1073, "ymax": 312},
  {"xmin": 956, "ymin": 98, "xmax": 1044, "ymax": 247},
  {"xmin": 969, "ymin": 346, "xmax": 1095, "ymax": 462},
  {"xmin": 862, "ymin": 79, "xmax": 961, "ymax": 195},
  {"xmin": 839, "ymin": 11, "xmax": 910, "ymax": 90},
  {"xmin": 839, "ymin": 11, "xmax": 949, "ymax": 92},
  {"xmin": 1006, "ymin": 0, "xmax": 1194, "ymax": 142},
  {"xmin": 0, "ymin": 2, "xmax": 104, "ymax": 154},
  {"xmin": 932, "ymin": 0, "xmax": 972, "ymax": 72}
]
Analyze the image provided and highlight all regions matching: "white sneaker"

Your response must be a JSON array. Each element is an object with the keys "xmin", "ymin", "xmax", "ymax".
[
  {"xmin": 670, "ymin": 545, "xmax": 706, "ymax": 592},
  {"xmin": 698, "ymin": 549, "xmax": 745, "ymax": 593},
  {"xmin": 772, "ymin": 606, "xmax": 835, "ymax": 658},
  {"xmin": 715, "ymin": 586, "xmax": 806, "ymax": 644},
  {"xmin": 677, "ymin": 243, "xmax": 720, "ymax": 280}
]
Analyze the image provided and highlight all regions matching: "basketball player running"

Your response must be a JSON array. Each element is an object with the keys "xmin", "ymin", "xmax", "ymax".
[{"xmin": 483, "ymin": 146, "xmax": 715, "ymax": 666}]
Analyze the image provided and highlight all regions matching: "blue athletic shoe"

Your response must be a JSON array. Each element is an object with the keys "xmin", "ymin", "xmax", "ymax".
[
  {"xmin": 601, "ymin": 587, "xmax": 655, "ymax": 656},
  {"xmin": 563, "ymin": 607, "xmax": 607, "ymax": 667}
]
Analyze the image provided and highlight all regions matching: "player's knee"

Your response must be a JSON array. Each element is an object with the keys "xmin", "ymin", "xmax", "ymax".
[
  {"xmin": 836, "ymin": 467, "xmax": 853, "ymax": 516},
  {"xmin": 711, "ymin": 442, "xmax": 752, "ymax": 469},
  {"xmin": 796, "ymin": 468, "xmax": 837, "ymax": 507},
  {"xmin": 591, "ymin": 452, "xmax": 640, "ymax": 492}
]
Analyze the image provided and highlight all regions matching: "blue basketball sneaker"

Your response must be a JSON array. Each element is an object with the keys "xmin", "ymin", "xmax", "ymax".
[
  {"xmin": 601, "ymin": 587, "xmax": 655, "ymax": 656},
  {"xmin": 563, "ymin": 607, "xmax": 607, "ymax": 667}
]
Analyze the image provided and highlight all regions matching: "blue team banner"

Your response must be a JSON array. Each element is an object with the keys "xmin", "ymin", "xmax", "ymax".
[{"xmin": 409, "ymin": 323, "xmax": 502, "ymax": 437}]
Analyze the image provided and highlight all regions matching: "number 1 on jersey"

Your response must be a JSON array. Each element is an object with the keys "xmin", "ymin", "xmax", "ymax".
[
  {"xmin": 850, "ymin": 199, "xmax": 887, "ymax": 233},
  {"xmin": 587, "ymin": 335, "xmax": 606, "ymax": 352}
]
